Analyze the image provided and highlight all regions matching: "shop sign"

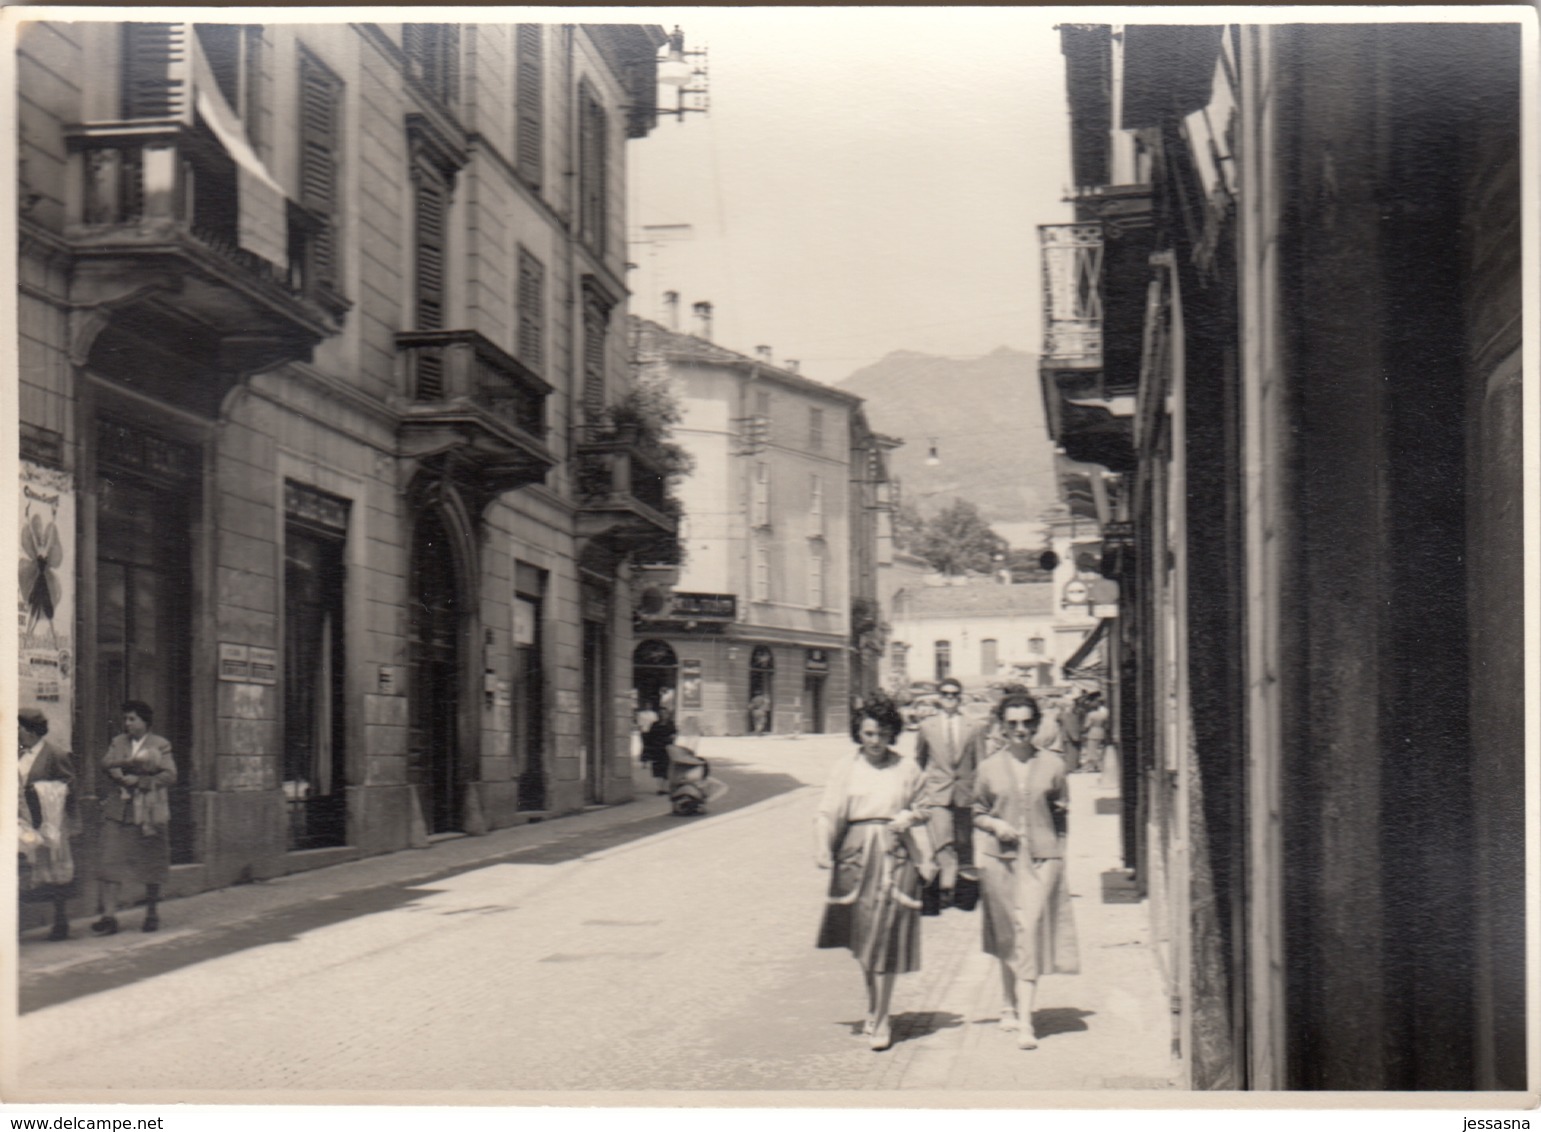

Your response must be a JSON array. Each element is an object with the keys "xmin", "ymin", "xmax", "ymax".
[
  {"xmin": 219, "ymin": 643, "xmax": 251, "ymax": 681},
  {"xmin": 248, "ymin": 646, "xmax": 277, "ymax": 685},
  {"xmin": 806, "ymin": 648, "xmax": 830, "ymax": 673}
]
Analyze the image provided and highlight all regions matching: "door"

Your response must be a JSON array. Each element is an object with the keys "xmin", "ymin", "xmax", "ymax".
[
  {"xmin": 513, "ymin": 591, "xmax": 546, "ymax": 811},
  {"xmin": 581, "ymin": 619, "xmax": 608, "ymax": 804},
  {"xmin": 96, "ymin": 461, "xmax": 197, "ymax": 864},
  {"xmin": 803, "ymin": 674, "xmax": 825, "ymax": 734},
  {"xmin": 408, "ymin": 510, "xmax": 461, "ymax": 834},
  {"xmin": 283, "ymin": 496, "xmax": 348, "ymax": 849}
]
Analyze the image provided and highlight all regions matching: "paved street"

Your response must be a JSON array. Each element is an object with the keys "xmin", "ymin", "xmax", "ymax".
[{"xmin": 12, "ymin": 733, "xmax": 1176, "ymax": 1100}]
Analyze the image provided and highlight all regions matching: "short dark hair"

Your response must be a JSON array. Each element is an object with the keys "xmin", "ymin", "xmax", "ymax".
[
  {"xmin": 850, "ymin": 693, "xmax": 905, "ymax": 745},
  {"xmin": 19, "ymin": 709, "xmax": 49, "ymax": 737},
  {"xmin": 937, "ymin": 678, "xmax": 963, "ymax": 695},
  {"xmin": 993, "ymin": 692, "xmax": 1041, "ymax": 729},
  {"xmin": 122, "ymin": 700, "xmax": 155, "ymax": 726}
]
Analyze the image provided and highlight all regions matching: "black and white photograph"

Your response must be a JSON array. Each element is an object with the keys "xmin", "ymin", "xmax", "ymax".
[{"xmin": 3, "ymin": 4, "xmax": 1535, "ymax": 1114}]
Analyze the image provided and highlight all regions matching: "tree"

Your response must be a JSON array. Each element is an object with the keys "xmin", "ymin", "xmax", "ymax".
[{"xmin": 910, "ymin": 498, "xmax": 1008, "ymax": 576}]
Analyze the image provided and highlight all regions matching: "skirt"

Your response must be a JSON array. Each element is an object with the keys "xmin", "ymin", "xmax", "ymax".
[
  {"xmin": 979, "ymin": 854, "xmax": 1080, "ymax": 980},
  {"xmin": 98, "ymin": 818, "xmax": 171, "ymax": 887},
  {"xmin": 816, "ymin": 821, "xmax": 922, "ymax": 975}
]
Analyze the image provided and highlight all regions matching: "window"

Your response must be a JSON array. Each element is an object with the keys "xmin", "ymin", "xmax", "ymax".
[
  {"xmin": 753, "ymin": 543, "xmax": 770, "ymax": 602},
  {"xmin": 297, "ymin": 52, "xmax": 343, "ymax": 298},
  {"xmin": 809, "ymin": 474, "xmax": 824, "ymax": 536},
  {"xmin": 752, "ymin": 463, "xmax": 771, "ymax": 528},
  {"xmin": 809, "ymin": 407, "xmax": 824, "ymax": 451},
  {"xmin": 516, "ymin": 246, "xmax": 545, "ymax": 371},
  {"xmin": 195, "ymin": 25, "xmax": 263, "ymax": 145},
  {"xmin": 981, "ymin": 638, "xmax": 999, "ymax": 675},
  {"xmin": 1028, "ymin": 636, "xmax": 1045, "ymax": 655},
  {"xmin": 890, "ymin": 641, "xmax": 909, "ymax": 680},
  {"xmin": 755, "ymin": 389, "xmax": 771, "ymax": 421},
  {"xmin": 122, "ymin": 23, "xmax": 188, "ymax": 119},
  {"xmin": 514, "ymin": 25, "xmax": 544, "ymax": 188},
  {"xmin": 934, "ymin": 640, "xmax": 952, "ymax": 683},
  {"xmin": 581, "ymin": 280, "xmax": 611, "ymax": 420},
  {"xmin": 404, "ymin": 23, "xmax": 459, "ymax": 106},
  {"xmin": 808, "ymin": 547, "xmax": 825, "ymax": 609},
  {"xmin": 412, "ymin": 162, "xmax": 450, "ymax": 332},
  {"xmin": 577, "ymin": 82, "xmax": 608, "ymax": 253}
]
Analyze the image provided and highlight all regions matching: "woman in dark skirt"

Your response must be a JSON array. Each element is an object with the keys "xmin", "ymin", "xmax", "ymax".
[
  {"xmin": 93, "ymin": 700, "xmax": 176, "ymax": 935},
  {"xmin": 815, "ymin": 697, "xmax": 937, "ymax": 1051},
  {"xmin": 18, "ymin": 708, "xmax": 79, "ymax": 941}
]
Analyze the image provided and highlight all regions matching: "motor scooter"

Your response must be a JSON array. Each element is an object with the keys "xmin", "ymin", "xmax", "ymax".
[{"xmin": 666, "ymin": 742, "xmax": 713, "ymax": 815}]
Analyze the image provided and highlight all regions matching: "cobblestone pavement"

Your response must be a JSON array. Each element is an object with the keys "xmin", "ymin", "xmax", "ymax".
[{"xmin": 11, "ymin": 732, "xmax": 1178, "ymax": 1102}]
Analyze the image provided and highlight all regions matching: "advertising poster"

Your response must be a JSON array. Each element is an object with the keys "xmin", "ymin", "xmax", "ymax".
[{"xmin": 18, "ymin": 460, "xmax": 75, "ymax": 752}]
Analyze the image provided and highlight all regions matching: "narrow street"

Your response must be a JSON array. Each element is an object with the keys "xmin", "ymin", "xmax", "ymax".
[{"xmin": 14, "ymin": 733, "xmax": 1174, "ymax": 1098}]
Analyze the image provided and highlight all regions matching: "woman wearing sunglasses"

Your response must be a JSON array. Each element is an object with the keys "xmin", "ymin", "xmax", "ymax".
[{"xmin": 970, "ymin": 691, "xmax": 1080, "ymax": 1049}]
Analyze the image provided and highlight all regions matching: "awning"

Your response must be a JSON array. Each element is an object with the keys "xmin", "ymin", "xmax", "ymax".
[
  {"xmin": 1062, "ymin": 617, "xmax": 1111, "ymax": 677},
  {"xmin": 192, "ymin": 38, "xmax": 288, "ymax": 267}
]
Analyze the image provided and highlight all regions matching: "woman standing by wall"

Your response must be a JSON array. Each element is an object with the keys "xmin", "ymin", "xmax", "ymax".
[
  {"xmin": 18, "ymin": 708, "xmax": 78, "ymax": 941},
  {"xmin": 93, "ymin": 701, "xmax": 176, "ymax": 935}
]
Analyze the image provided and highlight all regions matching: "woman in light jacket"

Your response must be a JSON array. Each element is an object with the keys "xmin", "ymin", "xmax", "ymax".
[
  {"xmin": 972, "ymin": 692, "xmax": 1080, "ymax": 1049},
  {"xmin": 815, "ymin": 697, "xmax": 937, "ymax": 1051},
  {"xmin": 18, "ymin": 708, "xmax": 79, "ymax": 941},
  {"xmin": 93, "ymin": 700, "xmax": 176, "ymax": 935}
]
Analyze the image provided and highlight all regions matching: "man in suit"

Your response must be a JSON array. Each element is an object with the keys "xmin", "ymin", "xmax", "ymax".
[{"xmin": 915, "ymin": 678, "xmax": 983, "ymax": 909}]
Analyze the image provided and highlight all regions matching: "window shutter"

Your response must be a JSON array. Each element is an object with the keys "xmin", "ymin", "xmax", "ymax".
[
  {"xmin": 578, "ymin": 84, "xmax": 607, "ymax": 253},
  {"xmin": 299, "ymin": 57, "xmax": 339, "ymax": 290},
  {"xmin": 517, "ymin": 248, "xmax": 545, "ymax": 370},
  {"xmin": 515, "ymin": 25, "xmax": 544, "ymax": 187},
  {"xmin": 122, "ymin": 22, "xmax": 188, "ymax": 119},
  {"xmin": 415, "ymin": 173, "xmax": 447, "ymax": 331},
  {"xmin": 582, "ymin": 302, "xmax": 606, "ymax": 418}
]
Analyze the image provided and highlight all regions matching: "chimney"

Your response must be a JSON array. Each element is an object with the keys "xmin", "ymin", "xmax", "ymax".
[
  {"xmin": 692, "ymin": 301, "xmax": 713, "ymax": 340},
  {"xmin": 755, "ymin": 345, "xmax": 772, "ymax": 362},
  {"xmin": 785, "ymin": 359, "xmax": 800, "ymax": 374},
  {"xmin": 663, "ymin": 290, "xmax": 680, "ymax": 331}
]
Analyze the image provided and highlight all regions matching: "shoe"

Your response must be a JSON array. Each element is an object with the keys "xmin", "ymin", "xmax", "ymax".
[
  {"xmin": 998, "ymin": 1009, "xmax": 1019, "ymax": 1033},
  {"xmin": 869, "ymin": 1019, "xmax": 893, "ymax": 1051},
  {"xmin": 142, "ymin": 911, "xmax": 160, "ymax": 933},
  {"xmin": 90, "ymin": 916, "xmax": 119, "ymax": 936},
  {"xmin": 939, "ymin": 888, "xmax": 955, "ymax": 910},
  {"xmin": 860, "ymin": 1016, "xmax": 875, "ymax": 1037},
  {"xmin": 1016, "ymin": 1026, "xmax": 1039, "ymax": 1051},
  {"xmin": 47, "ymin": 922, "xmax": 70, "ymax": 942}
]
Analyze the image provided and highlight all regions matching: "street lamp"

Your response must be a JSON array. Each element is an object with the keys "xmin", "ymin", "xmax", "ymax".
[{"xmin": 925, "ymin": 438, "xmax": 940, "ymax": 466}]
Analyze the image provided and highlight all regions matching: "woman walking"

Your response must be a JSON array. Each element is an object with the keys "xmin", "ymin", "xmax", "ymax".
[
  {"xmin": 18, "ymin": 708, "xmax": 79, "ymax": 941},
  {"xmin": 972, "ymin": 692, "xmax": 1080, "ymax": 1049},
  {"xmin": 815, "ymin": 697, "xmax": 937, "ymax": 1051},
  {"xmin": 93, "ymin": 701, "xmax": 176, "ymax": 935}
]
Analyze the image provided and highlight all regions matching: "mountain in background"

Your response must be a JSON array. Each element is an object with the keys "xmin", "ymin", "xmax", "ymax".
[{"xmin": 837, "ymin": 347, "xmax": 1058, "ymax": 546}]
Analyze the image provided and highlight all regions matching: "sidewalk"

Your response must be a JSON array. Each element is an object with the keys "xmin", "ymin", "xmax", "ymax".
[{"xmin": 16, "ymin": 753, "xmax": 706, "ymax": 989}]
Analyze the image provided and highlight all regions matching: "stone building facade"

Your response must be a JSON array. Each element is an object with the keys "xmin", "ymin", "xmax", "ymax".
[
  {"xmin": 630, "ymin": 318, "xmax": 885, "ymax": 736},
  {"xmin": 16, "ymin": 18, "xmax": 678, "ymax": 901}
]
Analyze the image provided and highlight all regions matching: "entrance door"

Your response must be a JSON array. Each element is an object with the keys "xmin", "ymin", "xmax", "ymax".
[
  {"xmin": 632, "ymin": 639, "xmax": 679, "ymax": 717},
  {"xmin": 513, "ymin": 590, "xmax": 546, "ymax": 811},
  {"xmin": 408, "ymin": 511, "xmax": 461, "ymax": 834},
  {"xmin": 803, "ymin": 674, "xmax": 825, "ymax": 734},
  {"xmin": 749, "ymin": 645, "xmax": 775, "ymax": 734},
  {"xmin": 581, "ymin": 619, "xmax": 608, "ymax": 804},
  {"xmin": 283, "ymin": 493, "xmax": 348, "ymax": 850},
  {"xmin": 96, "ymin": 461, "xmax": 197, "ymax": 864}
]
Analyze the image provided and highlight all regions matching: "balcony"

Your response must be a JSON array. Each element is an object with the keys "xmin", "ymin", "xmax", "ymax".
[
  {"xmin": 1038, "ymin": 199, "xmax": 1154, "ymax": 474},
  {"xmin": 63, "ymin": 120, "xmax": 345, "ymax": 410},
  {"xmin": 396, "ymin": 330, "xmax": 557, "ymax": 508},
  {"xmin": 573, "ymin": 422, "xmax": 679, "ymax": 562}
]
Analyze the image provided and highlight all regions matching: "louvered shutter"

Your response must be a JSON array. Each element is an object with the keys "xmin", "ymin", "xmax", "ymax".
[
  {"xmin": 515, "ymin": 25, "xmax": 544, "ymax": 187},
  {"xmin": 578, "ymin": 85, "xmax": 607, "ymax": 254},
  {"xmin": 122, "ymin": 22, "xmax": 188, "ymax": 119},
  {"xmin": 582, "ymin": 298, "xmax": 606, "ymax": 419},
  {"xmin": 298, "ymin": 58, "xmax": 339, "ymax": 291},
  {"xmin": 517, "ymin": 249, "xmax": 544, "ymax": 370},
  {"xmin": 415, "ymin": 173, "xmax": 447, "ymax": 332}
]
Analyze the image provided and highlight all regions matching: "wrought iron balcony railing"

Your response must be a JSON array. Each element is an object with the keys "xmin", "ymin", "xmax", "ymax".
[
  {"xmin": 1039, "ymin": 222, "xmax": 1104, "ymax": 370},
  {"xmin": 397, "ymin": 330, "xmax": 550, "ymax": 441},
  {"xmin": 574, "ymin": 422, "xmax": 672, "ymax": 518}
]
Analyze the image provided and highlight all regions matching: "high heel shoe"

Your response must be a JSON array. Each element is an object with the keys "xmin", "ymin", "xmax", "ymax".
[
  {"xmin": 869, "ymin": 1018, "xmax": 893, "ymax": 1051},
  {"xmin": 998, "ymin": 1009, "xmax": 1020, "ymax": 1033},
  {"xmin": 1016, "ymin": 1025, "xmax": 1039, "ymax": 1050}
]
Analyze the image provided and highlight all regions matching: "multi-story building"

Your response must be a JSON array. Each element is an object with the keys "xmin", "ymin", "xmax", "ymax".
[
  {"xmin": 631, "ymin": 317, "xmax": 883, "ymax": 736},
  {"xmin": 888, "ymin": 580, "xmax": 1057, "ymax": 689},
  {"xmin": 1039, "ymin": 22, "xmax": 1524, "ymax": 1090},
  {"xmin": 16, "ymin": 18, "xmax": 681, "ymax": 903}
]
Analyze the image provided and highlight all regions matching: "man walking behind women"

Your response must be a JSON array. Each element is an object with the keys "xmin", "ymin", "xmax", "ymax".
[{"xmin": 914, "ymin": 677, "xmax": 983, "ymax": 912}]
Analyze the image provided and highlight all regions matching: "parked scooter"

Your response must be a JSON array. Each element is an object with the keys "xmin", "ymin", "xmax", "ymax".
[{"xmin": 665, "ymin": 719, "xmax": 722, "ymax": 816}]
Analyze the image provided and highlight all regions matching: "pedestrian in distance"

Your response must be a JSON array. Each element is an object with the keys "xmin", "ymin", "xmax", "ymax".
[
  {"xmin": 639, "ymin": 702, "xmax": 676, "ymax": 795},
  {"xmin": 93, "ymin": 701, "xmax": 177, "ymax": 935},
  {"xmin": 1082, "ymin": 694, "xmax": 1109, "ymax": 775},
  {"xmin": 914, "ymin": 677, "xmax": 984, "ymax": 913},
  {"xmin": 17, "ymin": 708, "xmax": 80, "ymax": 941},
  {"xmin": 815, "ymin": 696, "xmax": 938, "ymax": 1051},
  {"xmin": 748, "ymin": 691, "xmax": 771, "ymax": 735},
  {"xmin": 971, "ymin": 692, "xmax": 1080, "ymax": 1049}
]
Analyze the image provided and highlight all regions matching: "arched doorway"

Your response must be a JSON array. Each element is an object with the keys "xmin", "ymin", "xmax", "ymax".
[
  {"xmin": 408, "ymin": 508, "xmax": 464, "ymax": 834},
  {"xmin": 633, "ymin": 639, "xmax": 679, "ymax": 717},
  {"xmin": 749, "ymin": 645, "xmax": 775, "ymax": 734}
]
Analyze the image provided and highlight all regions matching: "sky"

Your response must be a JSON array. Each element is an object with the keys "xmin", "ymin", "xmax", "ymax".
[{"xmin": 627, "ymin": 8, "xmax": 1076, "ymax": 387}]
